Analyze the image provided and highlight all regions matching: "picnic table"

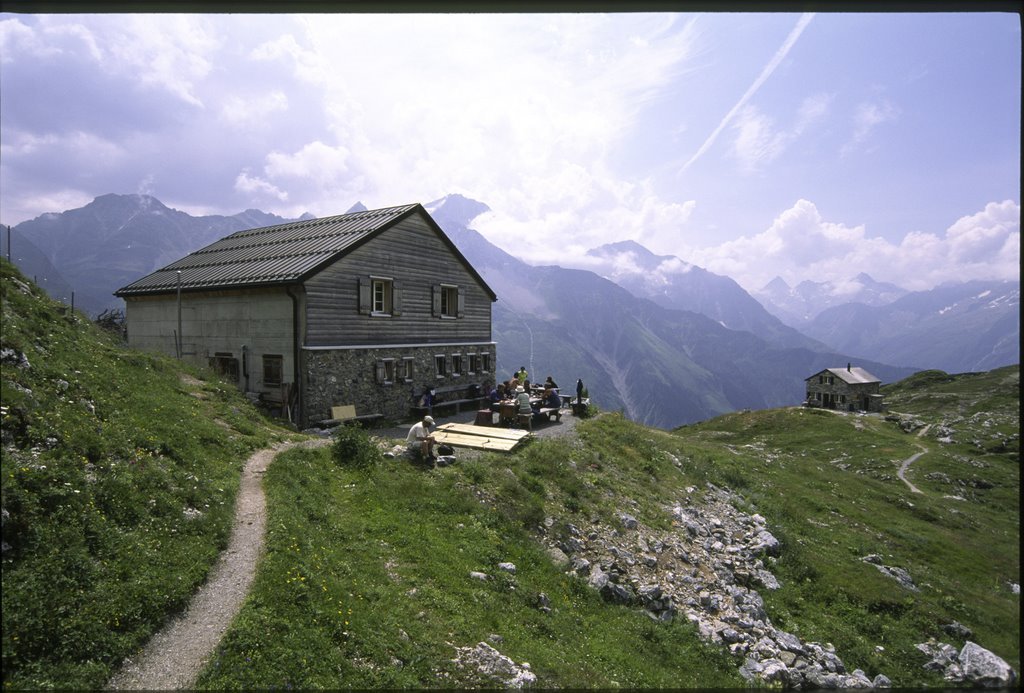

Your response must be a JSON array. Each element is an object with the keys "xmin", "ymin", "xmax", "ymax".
[{"xmin": 495, "ymin": 396, "xmax": 561, "ymax": 428}]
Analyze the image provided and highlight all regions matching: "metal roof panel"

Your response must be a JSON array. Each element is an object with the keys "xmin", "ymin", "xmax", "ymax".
[{"xmin": 116, "ymin": 203, "xmax": 418, "ymax": 295}]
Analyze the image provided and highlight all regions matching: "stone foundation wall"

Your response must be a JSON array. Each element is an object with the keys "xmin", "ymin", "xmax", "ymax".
[{"xmin": 303, "ymin": 343, "xmax": 497, "ymax": 426}]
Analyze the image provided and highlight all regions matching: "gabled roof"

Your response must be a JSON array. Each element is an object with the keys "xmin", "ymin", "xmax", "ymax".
[
  {"xmin": 115, "ymin": 203, "xmax": 496, "ymax": 300},
  {"xmin": 806, "ymin": 367, "xmax": 880, "ymax": 385}
]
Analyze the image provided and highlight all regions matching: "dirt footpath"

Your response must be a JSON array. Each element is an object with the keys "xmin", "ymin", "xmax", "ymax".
[{"xmin": 106, "ymin": 439, "xmax": 328, "ymax": 691}]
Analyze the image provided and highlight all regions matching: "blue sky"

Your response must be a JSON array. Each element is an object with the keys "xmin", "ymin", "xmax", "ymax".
[{"xmin": 0, "ymin": 11, "xmax": 1019, "ymax": 292}]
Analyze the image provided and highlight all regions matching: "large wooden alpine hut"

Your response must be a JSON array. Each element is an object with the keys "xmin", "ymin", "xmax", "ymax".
[{"xmin": 115, "ymin": 203, "xmax": 498, "ymax": 427}]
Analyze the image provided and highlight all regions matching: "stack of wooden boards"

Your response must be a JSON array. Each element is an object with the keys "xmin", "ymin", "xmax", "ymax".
[{"xmin": 432, "ymin": 422, "xmax": 531, "ymax": 452}]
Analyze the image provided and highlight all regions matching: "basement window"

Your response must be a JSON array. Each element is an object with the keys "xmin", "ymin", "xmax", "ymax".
[
  {"xmin": 399, "ymin": 357, "xmax": 414, "ymax": 383},
  {"xmin": 376, "ymin": 358, "xmax": 396, "ymax": 385},
  {"xmin": 212, "ymin": 353, "xmax": 239, "ymax": 381}
]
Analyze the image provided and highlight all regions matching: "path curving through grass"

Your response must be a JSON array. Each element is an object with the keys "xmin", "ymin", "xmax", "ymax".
[
  {"xmin": 896, "ymin": 424, "xmax": 932, "ymax": 495},
  {"xmin": 106, "ymin": 439, "xmax": 328, "ymax": 690}
]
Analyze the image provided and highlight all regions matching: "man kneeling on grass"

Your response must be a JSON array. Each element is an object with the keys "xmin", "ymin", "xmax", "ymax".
[{"xmin": 406, "ymin": 415, "xmax": 437, "ymax": 460}]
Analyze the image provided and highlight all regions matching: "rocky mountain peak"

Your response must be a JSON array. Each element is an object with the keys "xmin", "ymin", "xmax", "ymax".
[{"xmin": 425, "ymin": 194, "xmax": 491, "ymax": 230}]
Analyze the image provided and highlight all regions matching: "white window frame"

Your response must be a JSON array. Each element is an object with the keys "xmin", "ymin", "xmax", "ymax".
[
  {"xmin": 434, "ymin": 354, "xmax": 447, "ymax": 379},
  {"xmin": 372, "ymin": 277, "xmax": 393, "ymax": 316},
  {"xmin": 440, "ymin": 284, "xmax": 458, "ymax": 318},
  {"xmin": 399, "ymin": 357, "xmax": 414, "ymax": 383},
  {"xmin": 433, "ymin": 283, "xmax": 464, "ymax": 319}
]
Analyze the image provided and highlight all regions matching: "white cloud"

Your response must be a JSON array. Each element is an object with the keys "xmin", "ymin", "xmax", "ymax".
[
  {"xmin": 795, "ymin": 92, "xmax": 832, "ymax": 131},
  {"xmin": 220, "ymin": 91, "xmax": 288, "ymax": 126},
  {"xmin": 2, "ymin": 129, "xmax": 128, "ymax": 166},
  {"xmin": 730, "ymin": 106, "xmax": 788, "ymax": 173},
  {"xmin": 681, "ymin": 12, "xmax": 815, "ymax": 173},
  {"xmin": 475, "ymin": 174, "xmax": 697, "ymax": 269},
  {"xmin": 729, "ymin": 92, "xmax": 832, "ymax": 174},
  {"xmin": 688, "ymin": 199, "xmax": 1020, "ymax": 292},
  {"xmin": 1, "ymin": 188, "xmax": 94, "ymax": 226},
  {"xmin": 841, "ymin": 99, "xmax": 899, "ymax": 157},
  {"xmin": 234, "ymin": 170, "xmax": 288, "ymax": 201},
  {"xmin": 944, "ymin": 199, "xmax": 1019, "ymax": 264},
  {"xmin": 250, "ymin": 30, "xmax": 328, "ymax": 85},
  {"xmin": 0, "ymin": 17, "xmax": 61, "ymax": 63},
  {"xmin": 267, "ymin": 14, "xmax": 701, "ymax": 218},
  {"xmin": 264, "ymin": 141, "xmax": 352, "ymax": 187}
]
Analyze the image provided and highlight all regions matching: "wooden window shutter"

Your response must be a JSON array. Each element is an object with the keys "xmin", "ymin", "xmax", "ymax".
[
  {"xmin": 358, "ymin": 277, "xmax": 371, "ymax": 314},
  {"xmin": 456, "ymin": 286, "xmax": 465, "ymax": 318},
  {"xmin": 392, "ymin": 281, "xmax": 403, "ymax": 316},
  {"xmin": 431, "ymin": 284, "xmax": 441, "ymax": 316}
]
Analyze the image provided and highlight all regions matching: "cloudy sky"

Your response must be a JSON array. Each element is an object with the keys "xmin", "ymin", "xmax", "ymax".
[{"xmin": 0, "ymin": 10, "xmax": 1019, "ymax": 292}]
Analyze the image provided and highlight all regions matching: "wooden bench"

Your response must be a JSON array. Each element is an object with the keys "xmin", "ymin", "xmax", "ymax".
[
  {"xmin": 410, "ymin": 383, "xmax": 487, "ymax": 417},
  {"xmin": 319, "ymin": 404, "xmax": 383, "ymax": 429},
  {"xmin": 536, "ymin": 407, "xmax": 562, "ymax": 422}
]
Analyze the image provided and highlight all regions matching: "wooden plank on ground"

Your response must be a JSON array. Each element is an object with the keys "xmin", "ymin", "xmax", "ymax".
[
  {"xmin": 432, "ymin": 430, "xmax": 524, "ymax": 452},
  {"xmin": 436, "ymin": 422, "xmax": 530, "ymax": 441}
]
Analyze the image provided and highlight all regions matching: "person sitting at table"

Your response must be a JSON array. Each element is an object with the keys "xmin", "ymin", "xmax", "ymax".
[
  {"xmin": 514, "ymin": 385, "xmax": 533, "ymax": 430},
  {"xmin": 489, "ymin": 383, "xmax": 504, "ymax": 411},
  {"xmin": 543, "ymin": 375, "xmax": 558, "ymax": 390},
  {"xmin": 542, "ymin": 387, "xmax": 561, "ymax": 409}
]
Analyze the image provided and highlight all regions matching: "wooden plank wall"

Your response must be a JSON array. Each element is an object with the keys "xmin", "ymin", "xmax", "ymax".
[{"xmin": 303, "ymin": 213, "xmax": 494, "ymax": 347}]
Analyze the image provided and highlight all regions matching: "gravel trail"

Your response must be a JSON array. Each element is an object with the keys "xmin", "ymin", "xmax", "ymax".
[
  {"xmin": 105, "ymin": 410, "xmax": 579, "ymax": 690},
  {"xmin": 106, "ymin": 439, "xmax": 327, "ymax": 690}
]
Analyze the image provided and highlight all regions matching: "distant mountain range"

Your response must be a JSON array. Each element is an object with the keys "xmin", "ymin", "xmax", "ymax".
[
  {"xmin": 754, "ymin": 272, "xmax": 1019, "ymax": 373},
  {"xmin": 583, "ymin": 240, "xmax": 828, "ymax": 352},
  {"xmin": 2, "ymin": 194, "xmax": 299, "ymax": 316},
  {"xmin": 3, "ymin": 193, "xmax": 1017, "ymax": 427},
  {"xmin": 755, "ymin": 273, "xmax": 909, "ymax": 326},
  {"xmin": 427, "ymin": 195, "xmax": 913, "ymax": 427},
  {"xmin": 799, "ymin": 280, "xmax": 1020, "ymax": 372}
]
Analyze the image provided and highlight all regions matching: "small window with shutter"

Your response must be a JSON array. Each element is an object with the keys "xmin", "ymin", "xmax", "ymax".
[
  {"xmin": 360, "ymin": 276, "xmax": 401, "ymax": 316},
  {"xmin": 433, "ymin": 284, "xmax": 464, "ymax": 318},
  {"xmin": 375, "ymin": 358, "xmax": 396, "ymax": 385}
]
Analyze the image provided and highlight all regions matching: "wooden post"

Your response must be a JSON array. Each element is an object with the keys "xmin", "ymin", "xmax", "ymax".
[{"xmin": 176, "ymin": 271, "xmax": 182, "ymax": 359}]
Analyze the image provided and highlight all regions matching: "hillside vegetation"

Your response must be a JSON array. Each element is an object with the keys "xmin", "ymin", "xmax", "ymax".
[
  {"xmin": 1, "ymin": 259, "xmax": 293, "ymax": 688},
  {"xmin": 2, "ymin": 258, "xmax": 1019, "ymax": 688}
]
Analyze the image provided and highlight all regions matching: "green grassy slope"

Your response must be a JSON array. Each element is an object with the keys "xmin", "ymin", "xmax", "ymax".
[
  {"xmin": 198, "ymin": 368, "xmax": 1017, "ymax": 688},
  {"xmin": 2, "ymin": 258, "xmax": 1018, "ymax": 688},
  {"xmin": 1, "ymin": 259, "xmax": 292, "ymax": 688},
  {"xmin": 671, "ymin": 369, "xmax": 1020, "ymax": 682}
]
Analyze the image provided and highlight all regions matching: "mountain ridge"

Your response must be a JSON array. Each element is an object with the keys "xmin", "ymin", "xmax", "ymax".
[{"xmin": 7, "ymin": 192, "xmax": 1018, "ymax": 426}]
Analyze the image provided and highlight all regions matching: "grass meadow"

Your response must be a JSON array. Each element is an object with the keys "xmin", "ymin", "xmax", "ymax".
[{"xmin": 2, "ymin": 258, "xmax": 1018, "ymax": 688}]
